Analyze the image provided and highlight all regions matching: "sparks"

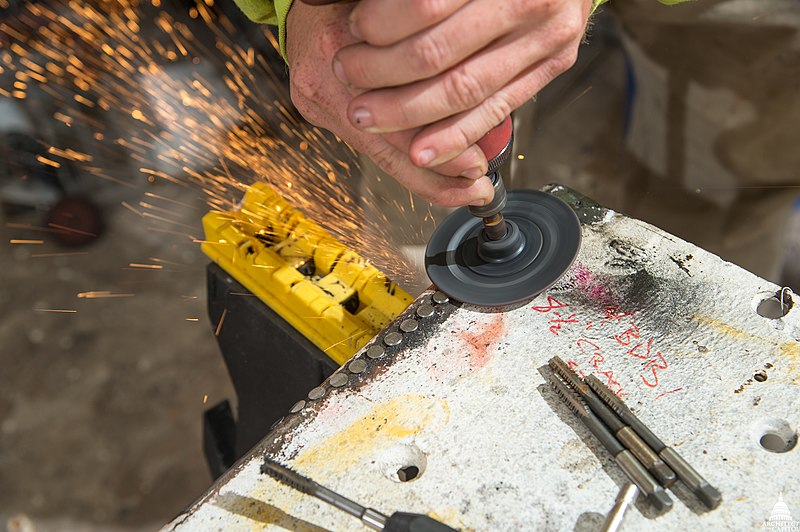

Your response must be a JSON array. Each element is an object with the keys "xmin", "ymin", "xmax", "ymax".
[
  {"xmin": 77, "ymin": 291, "xmax": 135, "ymax": 299},
  {"xmin": 1, "ymin": 0, "xmax": 420, "ymax": 291}
]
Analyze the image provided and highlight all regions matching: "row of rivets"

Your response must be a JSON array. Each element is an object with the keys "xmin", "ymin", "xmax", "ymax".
[
  {"xmin": 280, "ymin": 290, "xmax": 451, "ymax": 421},
  {"xmin": 308, "ymin": 386, "xmax": 325, "ymax": 400},
  {"xmin": 432, "ymin": 291, "xmax": 449, "ymax": 305},
  {"xmin": 348, "ymin": 359, "xmax": 367, "ymax": 374},
  {"xmin": 366, "ymin": 345, "xmax": 385, "ymax": 359},
  {"xmin": 330, "ymin": 372, "xmax": 349, "ymax": 388},
  {"xmin": 383, "ymin": 331, "xmax": 403, "ymax": 346},
  {"xmin": 400, "ymin": 319, "xmax": 419, "ymax": 333},
  {"xmin": 416, "ymin": 304, "xmax": 435, "ymax": 318}
]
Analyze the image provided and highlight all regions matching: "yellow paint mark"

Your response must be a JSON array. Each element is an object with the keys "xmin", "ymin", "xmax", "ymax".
[
  {"xmin": 694, "ymin": 317, "xmax": 800, "ymax": 383},
  {"xmin": 250, "ymin": 395, "xmax": 449, "ymax": 523},
  {"xmin": 429, "ymin": 508, "xmax": 472, "ymax": 532},
  {"xmin": 693, "ymin": 316, "xmax": 761, "ymax": 343},
  {"xmin": 293, "ymin": 395, "xmax": 449, "ymax": 477},
  {"xmin": 783, "ymin": 341, "xmax": 800, "ymax": 385},
  {"xmin": 782, "ymin": 341, "xmax": 800, "ymax": 358},
  {"xmin": 695, "ymin": 317, "xmax": 800, "ymax": 362},
  {"xmin": 211, "ymin": 492, "xmax": 327, "ymax": 531}
]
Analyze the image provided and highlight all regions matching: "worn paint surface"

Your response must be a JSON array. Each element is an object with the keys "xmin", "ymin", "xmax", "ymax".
[{"xmin": 167, "ymin": 195, "xmax": 800, "ymax": 531}]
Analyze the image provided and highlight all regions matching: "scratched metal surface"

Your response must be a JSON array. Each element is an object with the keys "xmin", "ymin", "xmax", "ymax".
[{"xmin": 167, "ymin": 186, "xmax": 800, "ymax": 531}]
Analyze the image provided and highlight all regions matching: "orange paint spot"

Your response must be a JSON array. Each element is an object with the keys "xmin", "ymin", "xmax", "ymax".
[{"xmin": 463, "ymin": 314, "xmax": 506, "ymax": 370}]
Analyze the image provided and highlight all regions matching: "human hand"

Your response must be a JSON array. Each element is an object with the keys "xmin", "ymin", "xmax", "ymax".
[
  {"xmin": 286, "ymin": 2, "xmax": 495, "ymax": 207},
  {"xmin": 333, "ymin": 0, "xmax": 593, "ymax": 173}
]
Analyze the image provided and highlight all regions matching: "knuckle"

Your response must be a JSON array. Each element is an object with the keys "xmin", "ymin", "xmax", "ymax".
[
  {"xmin": 414, "ymin": 0, "xmax": 447, "ymax": 20},
  {"xmin": 318, "ymin": 22, "xmax": 343, "ymax": 56},
  {"xmin": 410, "ymin": 32, "xmax": 449, "ymax": 75},
  {"xmin": 290, "ymin": 72, "xmax": 326, "ymax": 126},
  {"xmin": 370, "ymin": 143, "xmax": 404, "ymax": 179},
  {"xmin": 440, "ymin": 124, "xmax": 473, "ymax": 155},
  {"xmin": 512, "ymin": 0, "xmax": 541, "ymax": 18},
  {"xmin": 340, "ymin": 51, "xmax": 374, "ymax": 88},
  {"xmin": 564, "ymin": 14, "xmax": 587, "ymax": 41},
  {"xmin": 553, "ymin": 15, "xmax": 585, "ymax": 46},
  {"xmin": 443, "ymin": 66, "xmax": 486, "ymax": 111},
  {"xmin": 484, "ymin": 96, "xmax": 513, "ymax": 128},
  {"xmin": 394, "ymin": 101, "xmax": 415, "ymax": 129},
  {"xmin": 561, "ymin": 47, "xmax": 580, "ymax": 70},
  {"xmin": 291, "ymin": 69, "xmax": 319, "ymax": 102},
  {"xmin": 353, "ymin": 18, "xmax": 380, "ymax": 45},
  {"xmin": 547, "ymin": 51, "xmax": 578, "ymax": 79},
  {"xmin": 429, "ymin": 187, "xmax": 459, "ymax": 207},
  {"xmin": 454, "ymin": 126, "xmax": 473, "ymax": 153}
]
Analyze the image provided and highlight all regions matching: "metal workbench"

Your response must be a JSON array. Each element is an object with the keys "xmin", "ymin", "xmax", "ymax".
[{"xmin": 168, "ymin": 186, "xmax": 800, "ymax": 531}]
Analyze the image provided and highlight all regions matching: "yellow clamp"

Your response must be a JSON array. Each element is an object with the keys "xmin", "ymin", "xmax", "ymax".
[{"xmin": 201, "ymin": 182, "xmax": 413, "ymax": 365}]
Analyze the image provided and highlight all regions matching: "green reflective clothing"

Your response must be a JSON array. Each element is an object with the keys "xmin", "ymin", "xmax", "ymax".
[
  {"xmin": 233, "ymin": 0, "xmax": 691, "ymax": 59},
  {"xmin": 234, "ymin": 0, "xmax": 293, "ymax": 57}
]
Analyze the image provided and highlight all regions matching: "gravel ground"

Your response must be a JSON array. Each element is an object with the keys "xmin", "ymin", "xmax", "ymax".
[{"xmin": 0, "ymin": 181, "xmax": 235, "ymax": 531}]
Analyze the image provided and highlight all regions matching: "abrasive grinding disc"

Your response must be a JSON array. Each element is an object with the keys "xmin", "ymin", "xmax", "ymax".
[{"xmin": 425, "ymin": 190, "xmax": 581, "ymax": 307}]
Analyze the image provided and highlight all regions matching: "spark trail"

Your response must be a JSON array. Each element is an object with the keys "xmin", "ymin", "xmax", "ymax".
[{"xmin": 1, "ymin": 0, "xmax": 422, "ymax": 288}]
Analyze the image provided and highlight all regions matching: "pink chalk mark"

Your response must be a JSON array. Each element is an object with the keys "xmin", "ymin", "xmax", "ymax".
[{"xmin": 572, "ymin": 263, "xmax": 615, "ymax": 306}]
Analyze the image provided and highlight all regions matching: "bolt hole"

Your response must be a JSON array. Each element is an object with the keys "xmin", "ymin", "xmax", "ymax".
[
  {"xmin": 397, "ymin": 465, "xmax": 419, "ymax": 482},
  {"xmin": 760, "ymin": 433, "xmax": 792, "ymax": 453},
  {"xmin": 752, "ymin": 418, "xmax": 797, "ymax": 453},
  {"xmin": 753, "ymin": 370, "xmax": 768, "ymax": 382},
  {"xmin": 755, "ymin": 289, "xmax": 793, "ymax": 319},
  {"xmin": 377, "ymin": 443, "xmax": 427, "ymax": 483}
]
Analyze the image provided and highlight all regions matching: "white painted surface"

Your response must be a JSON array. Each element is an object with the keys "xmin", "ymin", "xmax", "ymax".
[{"xmin": 168, "ymin": 208, "xmax": 800, "ymax": 532}]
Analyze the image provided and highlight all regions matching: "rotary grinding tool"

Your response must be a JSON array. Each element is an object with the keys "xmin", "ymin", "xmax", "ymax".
[{"xmin": 424, "ymin": 117, "xmax": 581, "ymax": 306}]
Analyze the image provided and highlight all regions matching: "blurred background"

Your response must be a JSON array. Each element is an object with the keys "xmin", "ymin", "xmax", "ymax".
[{"xmin": 0, "ymin": 1, "xmax": 798, "ymax": 530}]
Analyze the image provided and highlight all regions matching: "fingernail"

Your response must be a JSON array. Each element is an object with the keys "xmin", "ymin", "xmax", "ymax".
[
  {"xmin": 332, "ymin": 58, "xmax": 347, "ymax": 84},
  {"xmin": 351, "ymin": 107, "xmax": 373, "ymax": 129},
  {"xmin": 469, "ymin": 198, "xmax": 487, "ymax": 206},
  {"xmin": 349, "ymin": 14, "xmax": 363, "ymax": 40},
  {"xmin": 417, "ymin": 148, "xmax": 436, "ymax": 166},
  {"xmin": 461, "ymin": 167, "xmax": 486, "ymax": 180}
]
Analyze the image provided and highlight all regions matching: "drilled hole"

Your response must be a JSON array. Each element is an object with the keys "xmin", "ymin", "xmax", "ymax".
[
  {"xmin": 761, "ymin": 433, "xmax": 791, "ymax": 453},
  {"xmin": 397, "ymin": 466, "xmax": 419, "ymax": 482},
  {"xmin": 378, "ymin": 443, "xmax": 427, "ymax": 483},
  {"xmin": 752, "ymin": 418, "xmax": 797, "ymax": 453},
  {"xmin": 753, "ymin": 370, "xmax": 768, "ymax": 382},
  {"xmin": 755, "ymin": 289, "xmax": 793, "ymax": 319}
]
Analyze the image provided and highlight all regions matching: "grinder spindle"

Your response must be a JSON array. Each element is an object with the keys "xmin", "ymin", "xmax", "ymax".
[{"xmin": 471, "ymin": 116, "xmax": 513, "ymax": 241}]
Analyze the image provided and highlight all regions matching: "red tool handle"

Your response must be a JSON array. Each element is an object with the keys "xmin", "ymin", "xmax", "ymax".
[{"xmin": 476, "ymin": 116, "xmax": 512, "ymax": 165}]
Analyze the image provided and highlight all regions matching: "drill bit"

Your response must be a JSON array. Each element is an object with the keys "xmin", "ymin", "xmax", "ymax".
[
  {"xmin": 549, "ymin": 357, "xmax": 676, "ymax": 487},
  {"xmin": 549, "ymin": 374, "xmax": 673, "ymax": 513},
  {"xmin": 585, "ymin": 374, "xmax": 722, "ymax": 510},
  {"xmin": 261, "ymin": 458, "xmax": 458, "ymax": 531}
]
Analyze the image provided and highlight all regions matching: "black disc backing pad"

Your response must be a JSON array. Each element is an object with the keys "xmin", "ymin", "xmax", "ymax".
[{"xmin": 425, "ymin": 190, "xmax": 581, "ymax": 307}]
